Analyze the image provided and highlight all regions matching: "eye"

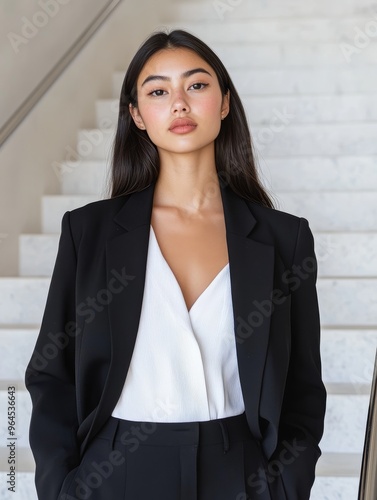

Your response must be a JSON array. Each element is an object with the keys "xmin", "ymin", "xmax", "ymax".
[
  {"xmin": 148, "ymin": 89, "xmax": 167, "ymax": 97},
  {"xmin": 189, "ymin": 82, "xmax": 209, "ymax": 90}
]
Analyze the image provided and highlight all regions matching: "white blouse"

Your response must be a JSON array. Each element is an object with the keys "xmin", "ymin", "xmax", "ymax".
[{"xmin": 111, "ymin": 224, "xmax": 245, "ymax": 422}]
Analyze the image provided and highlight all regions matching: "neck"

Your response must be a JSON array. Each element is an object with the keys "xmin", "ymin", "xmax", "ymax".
[{"xmin": 154, "ymin": 145, "xmax": 223, "ymax": 215}]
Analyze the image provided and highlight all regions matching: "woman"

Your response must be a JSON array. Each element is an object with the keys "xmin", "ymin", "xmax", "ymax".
[{"xmin": 25, "ymin": 29, "xmax": 326, "ymax": 500}]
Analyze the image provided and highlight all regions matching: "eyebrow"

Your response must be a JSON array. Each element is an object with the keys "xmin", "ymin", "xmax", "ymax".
[{"xmin": 141, "ymin": 67, "xmax": 212, "ymax": 87}]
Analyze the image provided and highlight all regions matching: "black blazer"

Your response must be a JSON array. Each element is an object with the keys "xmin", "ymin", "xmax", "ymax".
[{"xmin": 25, "ymin": 179, "xmax": 326, "ymax": 500}]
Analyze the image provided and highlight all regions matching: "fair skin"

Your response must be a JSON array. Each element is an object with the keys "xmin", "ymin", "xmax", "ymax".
[{"xmin": 129, "ymin": 47, "xmax": 230, "ymax": 312}]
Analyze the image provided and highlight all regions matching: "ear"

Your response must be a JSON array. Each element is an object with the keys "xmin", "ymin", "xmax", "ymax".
[
  {"xmin": 221, "ymin": 90, "xmax": 230, "ymax": 120},
  {"xmin": 129, "ymin": 103, "xmax": 146, "ymax": 130}
]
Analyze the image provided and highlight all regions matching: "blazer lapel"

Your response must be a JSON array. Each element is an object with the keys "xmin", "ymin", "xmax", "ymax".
[
  {"xmin": 79, "ymin": 182, "xmax": 155, "ymax": 453},
  {"xmin": 219, "ymin": 181, "xmax": 275, "ymax": 441},
  {"xmin": 81, "ymin": 178, "xmax": 275, "ymax": 453}
]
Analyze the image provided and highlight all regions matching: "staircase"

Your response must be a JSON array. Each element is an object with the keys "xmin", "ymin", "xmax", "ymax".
[{"xmin": 1, "ymin": 0, "xmax": 377, "ymax": 498}]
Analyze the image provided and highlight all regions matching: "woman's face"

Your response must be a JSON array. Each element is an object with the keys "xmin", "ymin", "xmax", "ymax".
[{"xmin": 129, "ymin": 48, "xmax": 230, "ymax": 156}]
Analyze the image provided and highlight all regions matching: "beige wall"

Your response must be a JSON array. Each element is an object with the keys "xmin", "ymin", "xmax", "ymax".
[
  {"xmin": 1, "ymin": 0, "xmax": 113, "ymax": 129},
  {"xmin": 0, "ymin": 0, "xmax": 171, "ymax": 276}
]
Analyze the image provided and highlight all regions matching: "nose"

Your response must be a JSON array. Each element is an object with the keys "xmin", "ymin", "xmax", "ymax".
[{"xmin": 171, "ymin": 91, "xmax": 190, "ymax": 114}]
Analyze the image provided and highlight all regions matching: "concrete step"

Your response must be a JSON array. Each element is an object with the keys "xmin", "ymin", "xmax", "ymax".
[
  {"xmin": 1, "ymin": 276, "xmax": 375, "ymax": 327},
  {"xmin": 41, "ymin": 189, "xmax": 377, "ymax": 234},
  {"xmin": 261, "ymin": 157, "xmax": 377, "ymax": 191},
  {"xmin": 96, "ymin": 95, "xmax": 377, "ymax": 128},
  {"xmin": 321, "ymin": 330, "xmax": 377, "ymax": 385},
  {"xmin": 0, "ymin": 472, "xmax": 37, "ymax": 499},
  {"xmin": 49, "ymin": 157, "xmax": 377, "ymax": 197},
  {"xmin": 316, "ymin": 452, "xmax": 362, "ymax": 478},
  {"xmin": 315, "ymin": 233, "xmax": 377, "ymax": 278},
  {"xmin": 212, "ymin": 41, "xmax": 377, "ymax": 68},
  {"xmin": 19, "ymin": 234, "xmax": 59, "ymax": 277},
  {"xmin": 255, "ymin": 123, "xmax": 377, "ymax": 157},
  {"xmin": 113, "ymin": 67, "xmax": 377, "ymax": 97},
  {"xmin": 245, "ymin": 95, "xmax": 377, "ymax": 125},
  {"xmin": 164, "ymin": 18, "xmax": 377, "ymax": 43},
  {"xmin": 58, "ymin": 160, "xmax": 109, "ymax": 196},
  {"xmin": 95, "ymin": 100, "xmax": 118, "ymax": 130},
  {"xmin": 311, "ymin": 475, "xmax": 360, "ymax": 499},
  {"xmin": 77, "ymin": 123, "xmax": 377, "ymax": 161},
  {"xmin": 276, "ymin": 192, "xmax": 377, "ymax": 231},
  {"xmin": 18, "ymin": 231, "xmax": 377, "ymax": 278},
  {"xmin": 232, "ymin": 68, "xmax": 377, "ymax": 96},
  {"xmin": 41, "ymin": 194, "xmax": 99, "ymax": 233},
  {"xmin": 0, "ymin": 320, "xmax": 375, "ymax": 393},
  {"xmin": 5, "ymin": 262, "xmax": 377, "ymax": 327},
  {"xmin": 0, "ymin": 390, "xmax": 32, "ymax": 449},
  {"xmin": 75, "ymin": 127, "xmax": 115, "ymax": 162},
  {"xmin": 0, "ymin": 388, "xmax": 365, "ymax": 494},
  {"xmin": 162, "ymin": 0, "xmax": 377, "ymax": 20},
  {"xmin": 317, "ymin": 279, "xmax": 377, "ymax": 327},
  {"xmin": 320, "ymin": 395, "xmax": 369, "ymax": 454},
  {"xmin": 0, "ymin": 279, "xmax": 49, "ymax": 325},
  {"xmin": 0, "ymin": 387, "xmax": 369, "ymax": 459},
  {"xmin": 2, "ymin": 326, "xmax": 374, "ymax": 390},
  {"xmin": 0, "ymin": 329, "xmax": 38, "ymax": 383}
]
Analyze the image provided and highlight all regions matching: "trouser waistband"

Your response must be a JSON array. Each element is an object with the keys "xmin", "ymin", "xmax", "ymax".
[{"xmin": 97, "ymin": 412, "xmax": 253, "ymax": 454}]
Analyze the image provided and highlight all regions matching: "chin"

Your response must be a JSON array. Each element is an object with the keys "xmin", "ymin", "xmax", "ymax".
[{"xmin": 156, "ymin": 138, "xmax": 217, "ymax": 156}]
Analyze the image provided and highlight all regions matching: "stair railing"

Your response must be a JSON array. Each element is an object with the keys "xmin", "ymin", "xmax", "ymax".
[
  {"xmin": 358, "ymin": 348, "xmax": 377, "ymax": 499},
  {"xmin": 0, "ymin": 0, "xmax": 122, "ymax": 147}
]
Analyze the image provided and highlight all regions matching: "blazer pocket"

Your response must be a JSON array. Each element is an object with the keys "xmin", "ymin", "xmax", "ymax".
[{"xmin": 58, "ymin": 464, "xmax": 81, "ymax": 499}]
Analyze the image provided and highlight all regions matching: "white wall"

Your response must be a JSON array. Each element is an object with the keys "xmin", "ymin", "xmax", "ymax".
[{"xmin": 0, "ymin": 0, "xmax": 171, "ymax": 276}]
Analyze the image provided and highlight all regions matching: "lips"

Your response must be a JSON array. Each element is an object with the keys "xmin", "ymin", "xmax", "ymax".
[{"xmin": 169, "ymin": 118, "xmax": 197, "ymax": 133}]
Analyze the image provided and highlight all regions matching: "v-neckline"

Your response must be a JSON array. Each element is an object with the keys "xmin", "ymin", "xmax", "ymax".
[{"xmin": 150, "ymin": 224, "xmax": 229, "ymax": 314}]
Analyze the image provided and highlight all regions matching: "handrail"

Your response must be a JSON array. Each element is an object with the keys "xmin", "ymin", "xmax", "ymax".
[
  {"xmin": 0, "ymin": 0, "xmax": 122, "ymax": 147},
  {"xmin": 358, "ymin": 348, "xmax": 377, "ymax": 499}
]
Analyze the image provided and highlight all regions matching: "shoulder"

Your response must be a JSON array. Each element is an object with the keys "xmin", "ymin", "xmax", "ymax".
[
  {"xmin": 69, "ymin": 195, "xmax": 128, "ymax": 221},
  {"xmin": 245, "ymin": 200, "xmax": 314, "ymax": 266},
  {"xmin": 247, "ymin": 200, "xmax": 305, "ymax": 238},
  {"xmin": 63, "ymin": 195, "xmax": 130, "ymax": 241}
]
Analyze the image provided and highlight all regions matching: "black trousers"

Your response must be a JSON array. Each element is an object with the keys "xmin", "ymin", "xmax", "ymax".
[{"xmin": 58, "ymin": 412, "xmax": 285, "ymax": 500}]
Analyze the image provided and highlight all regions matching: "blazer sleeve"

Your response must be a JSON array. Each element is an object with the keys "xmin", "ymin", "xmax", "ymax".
[
  {"xmin": 271, "ymin": 217, "xmax": 327, "ymax": 499},
  {"xmin": 25, "ymin": 211, "xmax": 80, "ymax": 500}
]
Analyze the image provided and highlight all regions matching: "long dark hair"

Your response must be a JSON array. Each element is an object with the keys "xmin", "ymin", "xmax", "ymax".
[{"xmin": 109, "ymin": 29, "xmax": 274, "ymax": 208}]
